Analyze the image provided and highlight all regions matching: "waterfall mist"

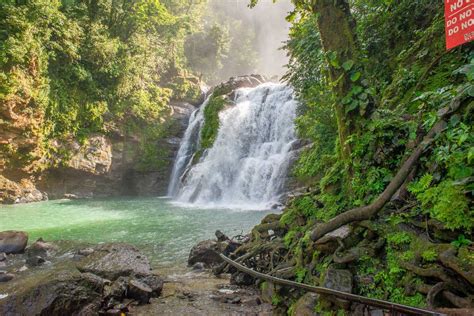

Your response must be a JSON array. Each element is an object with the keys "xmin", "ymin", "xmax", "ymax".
[
  {"xmin": 210, "ymin": 0, "xmax": 292, "ymax": 77},
  {"xmin": 189, "ymin": 0, "xmax": 293, "ymax": 83}
]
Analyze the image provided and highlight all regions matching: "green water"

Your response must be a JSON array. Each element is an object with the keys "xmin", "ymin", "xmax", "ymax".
[{"xmin": 0, "ymin": 197, "xmax": 273, "ymax": 267}]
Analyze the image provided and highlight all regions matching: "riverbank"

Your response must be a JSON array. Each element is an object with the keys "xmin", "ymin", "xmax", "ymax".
[{"xmin": 0, "ymin": 233, "xmax": 271, "ymax": 315}]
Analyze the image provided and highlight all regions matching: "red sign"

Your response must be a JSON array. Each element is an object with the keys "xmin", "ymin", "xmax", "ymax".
[{"xmin": 445, "ymin": 0, "xmax": 474, "ymax": 49}]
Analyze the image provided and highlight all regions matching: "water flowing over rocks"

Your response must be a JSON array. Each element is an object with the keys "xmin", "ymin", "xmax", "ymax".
[{"xmin": 169, "ymin": 76, "xmax": 301, "ymax": 208}]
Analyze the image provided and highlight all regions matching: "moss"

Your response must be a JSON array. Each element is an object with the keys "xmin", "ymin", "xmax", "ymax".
[
  {"xmin": 458, "ymin": 246, "xmax": 474, "ymax": 267},
  {"xmin": 200, "ymin": 94, "xmax": 227, "ymax": 150}
]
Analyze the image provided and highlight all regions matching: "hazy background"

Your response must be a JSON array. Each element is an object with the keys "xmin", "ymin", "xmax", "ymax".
[{"xmin": 185, "ymin": 0, "xmax": 293, "ymax": 84}]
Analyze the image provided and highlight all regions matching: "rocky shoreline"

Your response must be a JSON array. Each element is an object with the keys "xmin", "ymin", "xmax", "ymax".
[{"xmin": 0, "ymin": 230, "xmax": 272, "ymax": 315}]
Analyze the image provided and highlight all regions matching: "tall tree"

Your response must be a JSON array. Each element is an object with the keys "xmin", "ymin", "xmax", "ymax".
[{"xmin": 310, "ymin": 0, "xmax": 358, "ymax": 161}]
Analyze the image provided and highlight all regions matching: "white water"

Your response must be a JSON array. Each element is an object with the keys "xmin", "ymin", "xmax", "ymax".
[
  {"xmin": 167, "ymin": 97, "xmax": 210, "ymax": 197},
  {"xmin": 168, "ymin": 83, "xmax": 298, "ymax": 209}
]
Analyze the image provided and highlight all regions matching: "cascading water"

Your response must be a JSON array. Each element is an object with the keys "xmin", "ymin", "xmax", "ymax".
[
  {"xmin": 168, "ymin": 82, "xmax": 298, "ymax": 209},
  {"xmin": 167, "ymin": 96, "xmax": 210, "ymax": 197}
]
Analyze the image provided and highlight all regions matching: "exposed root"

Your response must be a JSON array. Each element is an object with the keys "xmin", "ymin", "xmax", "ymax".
[
  {"xmin": 311, "ymin": 98, "xmax": 463, "ymax": 242},
  {"xmin": 427, "ymin": 282, "xmax": 449, "ymax": 308}
]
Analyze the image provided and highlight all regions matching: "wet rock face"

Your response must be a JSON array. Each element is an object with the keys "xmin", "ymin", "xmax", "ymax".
[
  {"xmin": 76, "ymin": 243, "xmax": 152, "ymax": 280},
  {"xmin": 0, "ymin": 231, "xmax": 28, "ymax": 254}
]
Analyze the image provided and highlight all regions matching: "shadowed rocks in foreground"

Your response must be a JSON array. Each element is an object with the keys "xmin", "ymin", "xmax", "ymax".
[{"xmin": 0, "ymin": 241, "xmax": 163, "ymax": 315}]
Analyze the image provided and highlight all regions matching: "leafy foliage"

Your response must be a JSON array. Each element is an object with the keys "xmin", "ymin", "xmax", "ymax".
[{"xmin": 271, "ymin": 0, "xmax": 473, "ymax": 311}]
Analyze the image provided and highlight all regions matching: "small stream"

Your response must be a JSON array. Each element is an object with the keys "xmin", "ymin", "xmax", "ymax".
[{"xmin": 0, "ymin": 197, "xmax": 272, "ymax": 267}]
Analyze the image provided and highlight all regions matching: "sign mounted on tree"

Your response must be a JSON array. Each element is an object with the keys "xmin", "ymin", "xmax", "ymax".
[{"xmin": 445, "ymin": 0, "xmax": 474, "ymax": 49}]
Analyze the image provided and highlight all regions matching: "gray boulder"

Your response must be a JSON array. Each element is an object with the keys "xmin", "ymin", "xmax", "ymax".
[
  {"xmin": 127, "ymin": 279, "xmax": 152, "ymax": 304},
  {"xmin": 136, "ymin": 274, "xmax": 164, "ymax": 298},
  {"xmin": 26, "ymin": 239, "xmax": 57, "ymax": 266},
  {"xmin": 0, "ymin": 267, "xmax": 102, "ymax": 315},
  {"xmin": 188, "ymin": 240, "xmax": 223, "ymax": 267},
  {"xmin": 76, "ymin": 243, "xmax": 152, "ymax": 280},
  {"xmin": 0, "ymin": 231, "xmax": 28, "ymax": 254},
  {"xmin": 323, "ymin": 268, "xmax": 353, "ymax": 293}
]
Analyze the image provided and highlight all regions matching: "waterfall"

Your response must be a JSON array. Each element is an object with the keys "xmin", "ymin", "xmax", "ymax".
[
  {"xmin": 168, "ymin": 83, "xmax": 298, "ymax": 209},
  {"xmin": 167, "ymin": 96, "xmax": 210, "ymax": 197}
]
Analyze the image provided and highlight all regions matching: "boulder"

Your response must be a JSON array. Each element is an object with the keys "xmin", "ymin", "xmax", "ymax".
[
  {"xmin": 290, "ymin": 293, "xmax": 319, "ymax": 316},
  {"xmin": 104, "ymin": 276, "xmax": 129, "ymax": 299},
  {"xmin": 230, "ymin": 271, "xmax": 255, "ymax": 286},
  {"xmin": 65, "ymin": 135, "xmax": 112, "ymax": 175},
  {"xmin": 188, "ymin": 240, "xmax": 222, "ymax": 267},
  {"xmin": 135, "ymin": 274, "xmax": 164, "ymax": 298},
  {"xmin": 0, "ymin": 231, "xmax": 28, "ymax": 254},
  {"xmin": 212, "ymin": 75, "xmax": 267, "ymax": 100},
  {"xmin": 76, "ymin": 243, "xmax": 151, "ymax": 280},
  {"xmin": 323, "ymin": 268, "xmax": 353, "ymax": 293},
  {"xmin": 0, "ymin": 268, "xmax": 101, "ymax": 315},
  {"xmin": 127, "ymin": 279, "xmax": 152, "ymax": 304},
  {"xmin": 26, "ymin": 239, "xmax": 57, "ymax": 266}
]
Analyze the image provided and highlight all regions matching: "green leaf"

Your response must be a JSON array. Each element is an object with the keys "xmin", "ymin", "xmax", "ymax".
[
  {"xmin": 342, "ymin": 96, "xmax": 352, "ymax": 105},
  {"xmin": 350, "ymin": 72, "xmax": 361, "ymax": 82},
  {"xmin": 351, "ymin": 85, "xmax": 363, "ymax": 95},
  {"xmin": 330, "ymin": 59, "xmax": 340, "ymax": 69},
  {"xmin": 359, "ymin": 92, "xmax": 368, "ymax": 100},
  {"xmin": 346, "ymin": 100, "xmax": 359, "ymax": 113},
  {"xmin": 342, "ymin": 60, "xmax": 354, "ymax": 71}
]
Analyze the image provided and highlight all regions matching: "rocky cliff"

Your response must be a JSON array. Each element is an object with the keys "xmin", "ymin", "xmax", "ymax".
[{"xmin": 0, "ymin": 100, "xmax": 196, "ymax": 204}]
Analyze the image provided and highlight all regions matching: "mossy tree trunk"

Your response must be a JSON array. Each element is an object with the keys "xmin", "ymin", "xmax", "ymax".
[{"xmin": 311, "ymin": 0, "xmax": 358, "ymax": 161}]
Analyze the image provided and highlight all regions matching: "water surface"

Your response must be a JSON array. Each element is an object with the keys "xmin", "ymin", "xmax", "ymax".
[{"xmin": 0, "ymin": 197, "xmax": 272, "ymax": 267}]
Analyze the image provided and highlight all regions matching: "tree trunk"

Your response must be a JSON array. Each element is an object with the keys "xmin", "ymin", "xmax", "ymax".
[{"xmin": 312, "ymin": 0, "xmax": 358, "ymax": 160}]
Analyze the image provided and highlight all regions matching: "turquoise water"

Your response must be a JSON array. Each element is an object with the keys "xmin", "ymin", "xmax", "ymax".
[{"xmin": 0, "ymin": 197, "xmax": 272, "ymax": 266}]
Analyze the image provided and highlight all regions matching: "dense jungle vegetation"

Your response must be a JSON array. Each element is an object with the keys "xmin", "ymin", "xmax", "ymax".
[
  {"xmin": 1, "ymin": 0, "xmax": 473, "ymax": 313},
  {"xmin": 0, "ymin": 0, "xmax": 258, "ymax": 174},
  {"xmin": 239, "ymin": 0, "xmax": 473, "ymax": 312}
]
